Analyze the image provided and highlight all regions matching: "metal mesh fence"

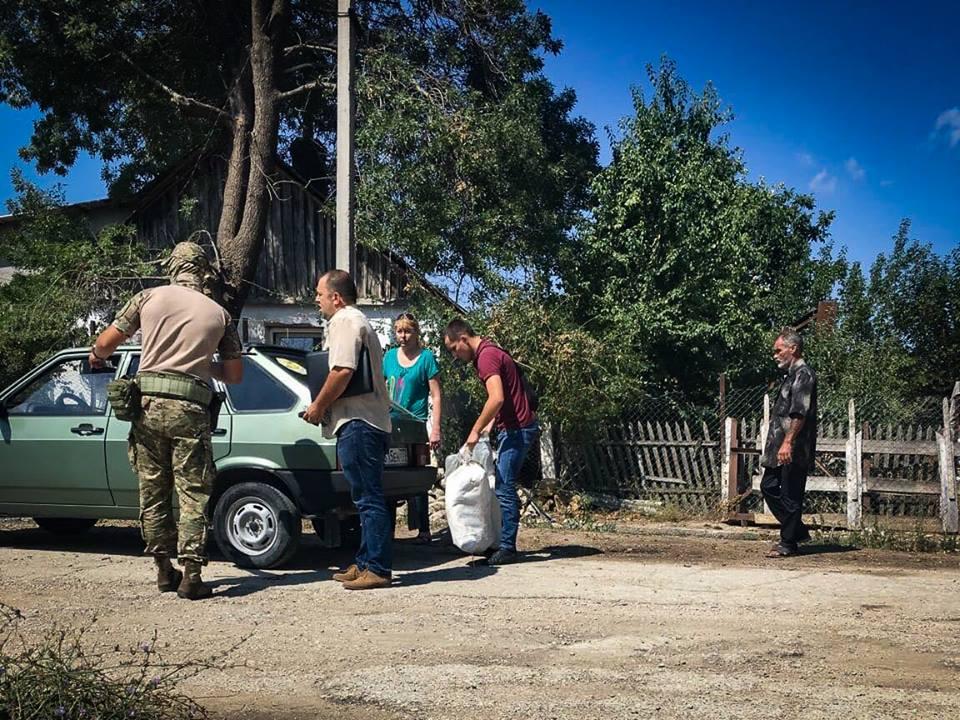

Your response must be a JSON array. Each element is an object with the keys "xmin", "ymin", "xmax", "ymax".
[{"xmin": 554, "ymin": 379, "xmax": 951, "ymax": 518}]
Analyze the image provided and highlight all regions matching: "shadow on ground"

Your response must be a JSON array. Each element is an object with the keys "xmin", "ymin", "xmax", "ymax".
[{"xmin": 798, "ymin": 542, "xmax": 857, "ymax": 556}]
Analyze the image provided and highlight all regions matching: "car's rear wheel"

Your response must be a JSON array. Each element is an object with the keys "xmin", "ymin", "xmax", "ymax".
[
  {"xmin": 212, "ymin": 482, "xmax": 301, "ymax": 569},
  {"xmin": 33, "ymin": 517, "xmax": 98, "ymax": 535}
]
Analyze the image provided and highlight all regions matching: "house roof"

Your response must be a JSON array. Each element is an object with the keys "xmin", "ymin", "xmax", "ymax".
[{"xmin": 0, "ymin": 197, "xmax": 123, "ymax": 227}]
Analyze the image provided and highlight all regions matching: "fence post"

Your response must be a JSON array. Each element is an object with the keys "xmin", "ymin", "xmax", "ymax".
[
  {"xmin": 539, "ymin": 422, "xmax": 557, "ymax": 485},
  {"xmin": 846, "ymin": 398, "xmax": 863, "ymax": 529},
  {"xmin": 720, "ymin": 417, "xmax": 738, "ymax": 509},
  {"xmin": 759, "ymin": 394, "xmax": 771, "ymax": 516},
  {"xmin": 718, "ymin": 372, "xmax": 727, "ymax": 461},
  {"xmin": 938, "ymin": 397, "xmax": 958, "ymax": 533}
]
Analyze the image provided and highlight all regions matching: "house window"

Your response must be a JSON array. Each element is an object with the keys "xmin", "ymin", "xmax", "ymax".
[{"xmin": 268, "ymin": 325, "xmax": 324, "ymax": 352}]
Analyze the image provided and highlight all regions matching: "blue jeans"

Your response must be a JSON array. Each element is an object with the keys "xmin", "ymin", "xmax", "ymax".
[
  {"xmin": 337, "ymin": 420, "xmax": 392, "ymax": 577},
  {"xmin": 495, "ymin": 421, "xmax": 540, "ymax": 552}
]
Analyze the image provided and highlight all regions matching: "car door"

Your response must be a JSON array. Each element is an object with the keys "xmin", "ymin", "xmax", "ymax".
[
  {"xmin": 0, "ymin": 353, "xmax": 116, "ymax": 507},
  {"xmin": 104, "ymin": 353, "xmax": 232, "ymax": 507},
  {"xmin": 224, "ymin": 354, "xmax": 328, "ymax": 469}
]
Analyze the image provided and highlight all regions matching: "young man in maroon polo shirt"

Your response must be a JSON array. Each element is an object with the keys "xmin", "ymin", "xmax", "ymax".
[{"xmin": 444, "ymin": 319, "xmax": 539, "ymax": 565}]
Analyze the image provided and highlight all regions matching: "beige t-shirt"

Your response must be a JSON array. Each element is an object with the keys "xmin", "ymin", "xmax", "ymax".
[
  {"xmin": 323, "ymin": 305, "xmax": 391, "ymax": 438},
  {"xmin": 113, "ymin": 285, "xmax": 241, "ymax": 383}
]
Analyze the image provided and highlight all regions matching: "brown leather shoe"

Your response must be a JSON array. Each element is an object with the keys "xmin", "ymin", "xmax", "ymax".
[
  {"xmin": 332, "ymin": 564, "xmax": 361, "ymax": 583},
  {"xmin": 342, "ymin": 569, "xmax": 391, "ymax": 591},
  {"xmin": 177, "ymin": 560, "xmax": 213, "ymax": 600}
]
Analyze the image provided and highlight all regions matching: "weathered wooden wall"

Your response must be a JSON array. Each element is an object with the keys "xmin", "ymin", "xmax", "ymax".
[{"xmin": 133, "ymin": 156, "xmax": 406, "ymax": 303}]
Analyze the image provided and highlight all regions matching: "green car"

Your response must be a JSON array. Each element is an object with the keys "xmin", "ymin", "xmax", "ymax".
[{"xmin": 0, "ymin": 345, "xmax": 436, "ymax": 568}]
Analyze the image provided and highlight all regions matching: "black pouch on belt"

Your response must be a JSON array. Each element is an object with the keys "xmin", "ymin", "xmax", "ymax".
[
  {"xmin": 107, "ymin": 378, "xmax": 142, "ymax": 422},
  {"xmin": 209, "ymin": 390, "xmax": 226, "ymax": 430}
]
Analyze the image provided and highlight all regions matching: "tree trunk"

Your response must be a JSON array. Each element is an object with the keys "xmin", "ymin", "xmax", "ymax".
[
  {"xmin": 217, "ymin": 88, "xmax": 252, "ymax": 248},
  {"xmin": 219, "ymin": 0, "xmax": 289, "ymax": 319}
]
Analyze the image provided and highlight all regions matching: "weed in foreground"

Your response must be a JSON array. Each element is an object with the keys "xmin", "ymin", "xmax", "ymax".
[
  {"xmin": 0, "ymin": 603, "xmax": 245, "ymax": 720},
  {"xmin": 812, "ymin": 520, "xmax": 960, "ymax": 554}
]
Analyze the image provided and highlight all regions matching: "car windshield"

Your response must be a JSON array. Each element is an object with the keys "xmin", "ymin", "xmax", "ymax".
[{"xmin": 255, "ymin": 347, "xmax": 420, "ymax": 420}]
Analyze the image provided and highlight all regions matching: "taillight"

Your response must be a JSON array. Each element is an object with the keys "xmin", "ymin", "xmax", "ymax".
[{"xmin": 413, "ymin": 443, "xmax": 430, "ymax": 467}]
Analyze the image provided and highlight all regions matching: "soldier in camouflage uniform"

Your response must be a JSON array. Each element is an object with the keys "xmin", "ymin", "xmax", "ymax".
[{"xmin": 89, "ymin": 242, "xmax": 243, "ymax": 599}]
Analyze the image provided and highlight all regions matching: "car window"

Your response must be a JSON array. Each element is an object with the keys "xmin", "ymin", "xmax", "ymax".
[
  {"xmin": 259, "ymin": 349, "xmax": 310, "ymax": 386},
  {"xmin": 6, "ymin": 358, "xmax": 116, "ymax": 416},
  {"xmin": 227, "ymin": 356, "xmax": 298, "ymax": 412},
  {"xmin": 257, "ymin": 347, "xmax": 420, "ymax": 418}
]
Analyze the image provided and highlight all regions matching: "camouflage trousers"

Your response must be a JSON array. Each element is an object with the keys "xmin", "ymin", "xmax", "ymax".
[{"xmin": 128, "ymin": 396, "xmax": 214, "ymax": 565}]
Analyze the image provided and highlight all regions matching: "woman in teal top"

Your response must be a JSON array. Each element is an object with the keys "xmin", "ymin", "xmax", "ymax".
[{"xmin": 383, "ymin": 313, "xmax": 442, "ymax": 542}]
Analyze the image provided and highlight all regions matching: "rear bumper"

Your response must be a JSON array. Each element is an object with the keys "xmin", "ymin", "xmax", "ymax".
[{"xmin": 275, "ymin": 467, "xmax": 437, "ymax": 515}]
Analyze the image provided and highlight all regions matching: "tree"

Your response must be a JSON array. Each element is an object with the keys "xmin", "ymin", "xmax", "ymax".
[
  {"xmin": 0, "ymin": 0, "xmax": 597, "ymax": 315},
  {"xmin": 563, "ymin": 58, "xmax": 842, "ymax": 396},
  {"xmin": 0, "ymin": 175, "xmax": 151, "ymax": 389},
  {"xmin": 868, "ymin": 220, "xmax": 959, "ymax": 395}
]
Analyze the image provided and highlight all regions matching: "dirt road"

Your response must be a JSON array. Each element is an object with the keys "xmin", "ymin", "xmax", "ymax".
[{"xmin": 1, "ymin": 518, "xmax": 958, "ymax": 719}]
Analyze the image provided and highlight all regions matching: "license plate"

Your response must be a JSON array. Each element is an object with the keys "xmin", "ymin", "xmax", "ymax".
[{"xmin": 385, "ymin": 447, "xmax": 408, "ymax": 467}]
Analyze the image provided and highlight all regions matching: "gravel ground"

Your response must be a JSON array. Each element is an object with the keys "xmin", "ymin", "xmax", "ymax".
[{"xmin": 1, "ymin": 516, "xmax": 959, "ymax": 719}]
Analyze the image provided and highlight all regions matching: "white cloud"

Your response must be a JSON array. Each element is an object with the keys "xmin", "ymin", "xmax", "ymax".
[
  {"xmin": 796, "ymin": 152, "xmax": 814, "ymax": 166},
  {"xmin": 845, "ymin": 157, "xmax": 865, "ymax": 181},
  {"xmin": 809, "ymin": 169, "xmax": 837, "ymax": 194},
  {"xmin": 935, "ymin": 107, "xmax": 960, "ymax": 147}
]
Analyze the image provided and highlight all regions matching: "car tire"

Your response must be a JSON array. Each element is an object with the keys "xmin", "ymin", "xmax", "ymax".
[
  {"xmin": 212, "ymin": 482, "xmax": 301, "ymax": 569},
  {"xmin": 33, "ymin": 517, "xmax": 98, "ymax": 535}
]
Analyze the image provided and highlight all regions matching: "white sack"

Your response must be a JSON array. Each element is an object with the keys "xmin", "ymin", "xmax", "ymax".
[{"xmin": 444, "ymin": 440, "xmax": 500, "ymax": 553}]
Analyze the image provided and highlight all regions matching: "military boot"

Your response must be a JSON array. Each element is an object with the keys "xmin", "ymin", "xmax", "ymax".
[
  {"xmin": 155, "ymin": 556, "xmax": 183, "ymax": 593},
  {"xmin": 177, "ymin": 560, "xmax": 213, "ymax": 600}
]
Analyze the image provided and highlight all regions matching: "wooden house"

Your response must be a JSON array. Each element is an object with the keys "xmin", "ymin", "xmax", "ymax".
[{"xmin": 0, "ymin": 155, "xmax": 457, "ymax": 349}]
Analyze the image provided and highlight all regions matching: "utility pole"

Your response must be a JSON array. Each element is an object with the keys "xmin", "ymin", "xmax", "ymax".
[{"xmin": 335, "ymin": 0, "xmax": 356, "ymax": 276}]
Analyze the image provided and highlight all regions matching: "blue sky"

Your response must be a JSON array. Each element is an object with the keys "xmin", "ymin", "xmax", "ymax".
[
  {"xmin": 1, "ymin": 0, "xmax": 957, "ymax": 267},
  {"xmin": 534, "ymin": 0, "xmax": 959, "ymax": 265}
]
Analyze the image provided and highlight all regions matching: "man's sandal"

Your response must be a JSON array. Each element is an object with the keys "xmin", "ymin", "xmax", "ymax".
[{"xmin": 765, "ymin": 544, "xmax": 798, "ymax": 558}]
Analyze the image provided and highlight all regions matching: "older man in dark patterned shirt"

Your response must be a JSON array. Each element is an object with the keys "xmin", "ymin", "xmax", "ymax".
[{"xmin": 760, "ymin": 328, "xmax": 818, "ymax": 558}]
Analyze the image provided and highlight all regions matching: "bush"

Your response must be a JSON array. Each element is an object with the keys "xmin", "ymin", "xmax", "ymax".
[{"xmin": 0, "ymin": 603, "xmax": 237, "ymax": 720}]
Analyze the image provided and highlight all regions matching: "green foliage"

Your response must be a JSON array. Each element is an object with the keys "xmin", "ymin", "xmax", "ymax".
[
  {"xmin": 482, "ymin": 290, "xmax": 648, "ymax": 433},
  {"xmin": 563, "ymin": 58, "xmax": 842, "ymax": 397},
  {"xmin": 0, "ymin": 603, "xmax": 214, "ymax": 720},
  {"xmin": 867, "ymin": 220, "xmax": 960, "ymax": 395},
  {"xmin": 0, "ymin": 175, "xmax": 151, "ymax": 389},
  {"xmin": 354, "ymin": 1, "xmax": 599, "ymax": 297},
  {"xmin": 807, "ymin": 219, "xmax": 960, "ymax": 413},
  {"xmin": 0, "ymin": 0, "xmax": 598, "ymax": 301},
  {"xmin": 813, "ymin": 522, "xmax": 960, "ymax": 554},
  {"xmin": 356, "ymin": 53, "xmax": 598, "ymax": 298},
  {"xmin": 407, "ymin": 282, "xmax": 647, "ymax": 439}
]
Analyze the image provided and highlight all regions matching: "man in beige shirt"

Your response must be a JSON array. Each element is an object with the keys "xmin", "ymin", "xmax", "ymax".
[{"xmin": 302, "ymin": 270, "xmax": 393, "ymax": 590}]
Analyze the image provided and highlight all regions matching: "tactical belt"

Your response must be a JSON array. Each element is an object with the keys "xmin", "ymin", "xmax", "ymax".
[{"xmin": 137, "ymin": 371, "xmax": 213, "ymax": 407}]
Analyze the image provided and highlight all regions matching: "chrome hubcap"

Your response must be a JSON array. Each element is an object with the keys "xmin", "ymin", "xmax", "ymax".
[{"xmin": 227, "ymin": 500, "xmax": 278, "ymax": 555}]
